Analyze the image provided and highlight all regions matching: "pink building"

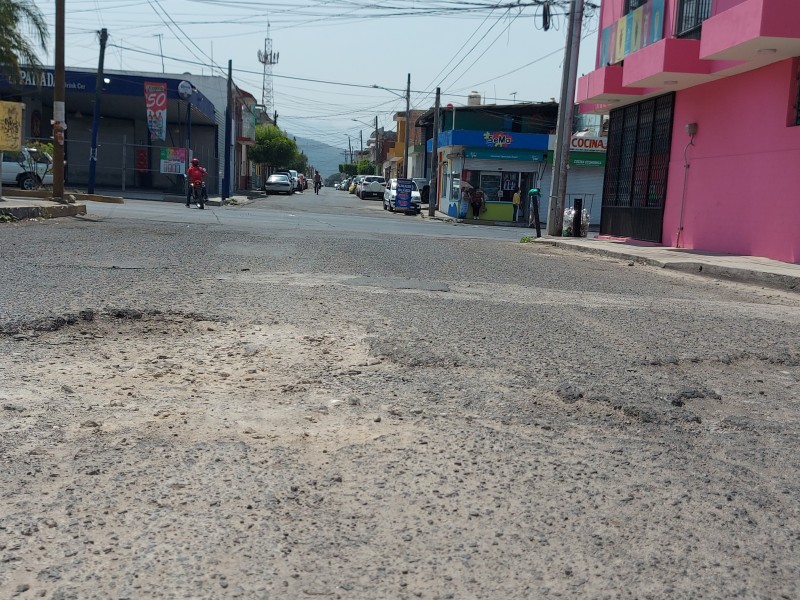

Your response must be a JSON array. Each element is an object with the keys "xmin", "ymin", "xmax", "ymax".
[{"xmin": 577, "ymin": 0, "xmax": 800, "ymax": 263}]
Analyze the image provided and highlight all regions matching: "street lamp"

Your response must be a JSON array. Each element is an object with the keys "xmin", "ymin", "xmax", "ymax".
[{"xmin": 372, "ymin": 74, "xmax": 411, "ymax": 178}]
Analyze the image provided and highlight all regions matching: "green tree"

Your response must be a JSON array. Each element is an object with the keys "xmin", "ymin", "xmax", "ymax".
[
  {"xmin": 250, "ymin": 125, "xmax": 298, "ymax": 171},
  {"xmin": 0, "ymin": 0, "xmax": 48, "ymax": 79},
  {"xmin": 339, "ymin": 163, "xmax": 357, "ymax": 177},
  {"xmin": 356, "ymin": 159, "xmax": 376, "ymax": 175}
]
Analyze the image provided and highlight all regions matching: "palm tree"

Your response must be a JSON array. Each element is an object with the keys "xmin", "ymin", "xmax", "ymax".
[{"xmin": 0, "ymin": 0, "xmax": 48, "ymax": 79}]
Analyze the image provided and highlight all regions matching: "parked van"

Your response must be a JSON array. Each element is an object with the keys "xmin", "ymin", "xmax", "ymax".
[{"xmin": 2, "ymin": 148, "xmax": 53, "ymax": 190}]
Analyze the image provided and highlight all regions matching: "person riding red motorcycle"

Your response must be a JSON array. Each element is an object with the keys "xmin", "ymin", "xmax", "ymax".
[{"xmin": 186, "ymin": 158, "xmax": 208, "ymax": 208}]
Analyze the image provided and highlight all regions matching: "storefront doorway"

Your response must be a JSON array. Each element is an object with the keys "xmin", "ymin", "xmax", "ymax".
[{"xmin": 601, "ymin": 93, "xmax": 675, "ymax": 242}]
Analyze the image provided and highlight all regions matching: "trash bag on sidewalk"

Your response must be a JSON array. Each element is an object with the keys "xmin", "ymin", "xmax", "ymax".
[{"xmin": 562, "ymin": 207, "xmax": 589, "ymax": 237}]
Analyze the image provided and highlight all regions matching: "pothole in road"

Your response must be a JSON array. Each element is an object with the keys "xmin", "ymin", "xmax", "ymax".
[
  {"xmin": 0, "ymin": 307, "xmax": 226, "ymax": 337},
  {"xmin": 0, "ymin": 310, "xmax": 386, "ymax": 456}
]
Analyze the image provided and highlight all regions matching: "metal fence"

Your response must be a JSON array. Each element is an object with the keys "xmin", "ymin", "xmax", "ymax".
[{"xmin": 27, "ymin": 134, "xmax": 219, "ymax": 196}]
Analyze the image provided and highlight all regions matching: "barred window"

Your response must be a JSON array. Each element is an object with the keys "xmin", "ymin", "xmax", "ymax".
[
  {"xmin": 795, "ymin": 72, "xmax": 800, "ymax": 126},
  {"xmin": 677, "ymin": 0, "xmax": 713, "ymax": 39},
  {"xmin": 624, "ymin": 0, "xmax": 648, "ymax": 14}
]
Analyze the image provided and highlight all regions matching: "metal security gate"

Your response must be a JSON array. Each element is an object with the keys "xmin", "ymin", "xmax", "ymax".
[{"xmin": 601, "ymin": 93, "xmax": 674, "ymax": 242}]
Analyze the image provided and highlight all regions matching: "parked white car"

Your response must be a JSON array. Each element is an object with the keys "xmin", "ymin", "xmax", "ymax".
[
  {"xmin": 383, "ymin": 178, "xmax": 421, "ymax": 214},
  {"xmin": 356, "ymin": 175, "xmax": 386, "ymax": 199},
  {"xmin": 2, "ymin": 147, "xmax": 53, "ymax": 190},
  {"xmin": 274, "ymin": 169, "xmax": 300, "ymax": 193},
  {"xmin": 263, "ymin": 173, "xmax": 293, "ymax": 195}
]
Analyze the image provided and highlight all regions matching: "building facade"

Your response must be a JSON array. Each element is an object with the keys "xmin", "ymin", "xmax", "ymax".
[
  {"xmin": 0, "ymin": 67, "xmax": 257, "ymax": 197},
  {"xmin": 419, "ymin": 102, "xmax": 607, "ymax": 224},
  {"xmin": 384, "ymin": 110, "xmax": 426, "ymax": 179},
  {"xmin": 578, "ymin": 0, "xmax": 800, "ymax": 263}
]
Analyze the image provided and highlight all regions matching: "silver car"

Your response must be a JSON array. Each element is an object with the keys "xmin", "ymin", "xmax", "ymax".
[{"xmin": 263, "ymin": 173, "xmax": 292, "ymax": 195}]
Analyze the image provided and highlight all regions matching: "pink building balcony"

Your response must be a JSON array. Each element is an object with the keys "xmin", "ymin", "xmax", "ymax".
[
  {"xmin": 622, "ymin": 38, "xmax": 712, "ymax": 88},
  {"xmin": 577, "ymin": 65, "xmax": 647, "ymax": 106},
  {"xmin": 700, "ymin": 0, "xmax": 800, "ymax": 62}
]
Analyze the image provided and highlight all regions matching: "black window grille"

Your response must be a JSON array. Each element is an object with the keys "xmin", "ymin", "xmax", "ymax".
[
  {"xmin": 677, "ymin": 0, "xmax": 713, "ymax": 40},
  {"xmin": 601, "ymin": 93, "xmax": 675, "ymax": 242},
  {"xmin": 624, "ymin": 0, "xmax": 648, "ymax": 14},
  {"xmin": 795, "ymin": 72, "xmax": 800, "ymax": 126}
]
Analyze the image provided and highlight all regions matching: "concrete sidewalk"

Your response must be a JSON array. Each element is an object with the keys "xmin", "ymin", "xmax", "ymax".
[
  {"xmin": 0, "ymin": 197, "xmax": 87, "ymax": 220},
  {"xmin": 0, "ymin": 188, "xmax": 260, "ymax": 221},
  {"xmin": 422, "ymin": 210, "xmax": 799, "ymax": 291},
  {"xmin": 535, "ymin": 236, "xmax": 800, "ymax": 292},
  {"xmin": 90, "ymin": 188, "xmax": 261, "ymax": 207}
]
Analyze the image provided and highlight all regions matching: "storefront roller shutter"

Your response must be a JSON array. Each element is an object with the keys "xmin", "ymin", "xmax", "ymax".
[
  {"xmin": 563, "ymin": 167, "xmax": 604, "ymax": 225},
  {"xmin": 534, "ymin": 165, "xmax": 604, "ymax": 226}
]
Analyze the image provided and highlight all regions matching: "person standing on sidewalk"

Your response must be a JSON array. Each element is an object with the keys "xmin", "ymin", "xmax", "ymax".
[
  {"xmin": 471, "ymin": 188, "xmax": 484, "ymax": 220},
  {"xmin": 421, "ymin": 184, "xmax": 430, "ymax": 206},
  {"xmin": 512, "ymin": 187, "xmax": 521, "ymax": 222}
]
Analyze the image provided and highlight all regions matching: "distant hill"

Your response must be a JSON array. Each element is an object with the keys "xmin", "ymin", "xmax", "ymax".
[{"xmin": 291, "ymin": 135, "xmax": 345, "ymax": 178}]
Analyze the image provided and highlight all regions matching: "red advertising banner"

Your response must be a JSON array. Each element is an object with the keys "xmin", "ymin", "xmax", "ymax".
[{"xmin": 144, "ymin": 81, "xmax": 167, "ymax": 141}]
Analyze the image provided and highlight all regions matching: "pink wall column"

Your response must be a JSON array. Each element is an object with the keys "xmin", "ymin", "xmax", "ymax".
[{"xmin": 661, "ymin": 59, "xmax": 800, "ymax": 263}]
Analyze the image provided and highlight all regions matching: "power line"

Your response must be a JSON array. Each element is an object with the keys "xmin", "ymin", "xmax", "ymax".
[{"xmin": 106, "ymin": 42, "xmax": 526, "ymax": 103}]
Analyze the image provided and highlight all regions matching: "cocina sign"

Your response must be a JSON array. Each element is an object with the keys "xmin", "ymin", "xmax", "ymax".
[{"xmin": 570, "ymin": 136, "xmax": 607, "ymax": 152}]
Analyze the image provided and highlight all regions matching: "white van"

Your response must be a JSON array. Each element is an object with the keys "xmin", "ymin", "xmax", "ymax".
[{"xmin": 1, "ymin": 148, "xmax": 53, "ymax": 190}]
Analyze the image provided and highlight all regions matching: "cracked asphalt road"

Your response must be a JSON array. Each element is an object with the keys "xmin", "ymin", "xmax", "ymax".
[{"xmin": 1, "ymin": 191, "xmax": 798, "ymax": 599}]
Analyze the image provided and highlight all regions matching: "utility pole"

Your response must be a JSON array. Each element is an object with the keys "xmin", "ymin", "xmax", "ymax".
[
  {"xmin": 374, "ymin": 115, "xmax": 379, "ymax": 175},
  {"xmin": 360, "ymin": 129, "xmax": 363, "ymax": 158},
  {"xmin": 547, "ymin": 0, "xmax": 584, "ymax": 236},
  {"xmin": 347, "ymin": 135, "xmax": 353, "ymax": 164},
  {"xmin": 375, "ymin": 115, "xmax": 381, "ymax": 175},
  {"xmin": 156, "ymin": 34, "xmax": 165, "ymax": 73},
  {"xmin": 429, "ymin": 87, "xmax": 440, "ymax": 218},
  {"xmin": 87, "ymin": 28, "xmax": 108, "ymax": 195},
  {"xmin": 403, "ymin": 73, "xmax": 411, "ymax": 178},
  {"xmin": 223, "ymin": 59, "xmax": 233, "ymax": 202},
  {"xmin": 52, "ymin": 0, "xmax": 65, "ymax": 200}
]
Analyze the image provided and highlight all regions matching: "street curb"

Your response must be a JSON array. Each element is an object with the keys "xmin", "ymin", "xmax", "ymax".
[
  {"xmin": 422, "ymin": 213, "xmax": 455, "ymax": 223},
  {"xmin": 422, "ymin": 210, "xmax": 533, "ymax": 228},
  {"xmin": 0, "ymin": 202, "xmax": 87, "ymax": 221},
  {"xmin": 75, "ymin": 193, "xmax": 124, "ymax": 204},
  {"xmin": 534, "ymin": 238, "xmax": 800, "ymax": 292},
  {"xmin": 2, "ymin": 191, "xmax": 123, "ymax": 204}
]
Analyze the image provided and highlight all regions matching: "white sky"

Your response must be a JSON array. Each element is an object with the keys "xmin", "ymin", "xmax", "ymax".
[{"xmin": 37, "ymin": 1, "xmax": 599, "ymax": 149}]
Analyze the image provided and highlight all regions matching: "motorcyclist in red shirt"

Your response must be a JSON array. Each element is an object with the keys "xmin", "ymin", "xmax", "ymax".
[{"xmin": 186, "ymin": 158, "xmax": 207, "ymax": 207}]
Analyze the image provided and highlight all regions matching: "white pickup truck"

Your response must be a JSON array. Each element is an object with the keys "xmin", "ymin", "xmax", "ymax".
[{"xmin": 2, "ymin": 147, "xmax": 53, "ymax": 190}]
